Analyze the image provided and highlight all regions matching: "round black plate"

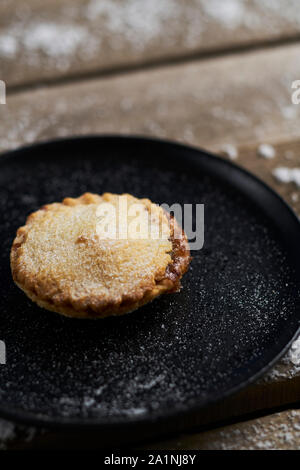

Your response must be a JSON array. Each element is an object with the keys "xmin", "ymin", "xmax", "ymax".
[{"xmin": 0, "ymin": 136, "xmax": 300, "ymax": 440}]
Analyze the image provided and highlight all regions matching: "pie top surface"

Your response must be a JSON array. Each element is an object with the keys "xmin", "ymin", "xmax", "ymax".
[{"xmin": 11, "ymin": 193, "xmax": 190, "ymax": 318}]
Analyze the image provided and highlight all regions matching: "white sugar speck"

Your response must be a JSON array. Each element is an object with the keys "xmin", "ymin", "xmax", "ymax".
[
  {"xmin": 86, "ymin": 0, "xmax": 178, "ymax": 47},
  {"xmin": 273, "ymin": 167, "xmax": 300, "ymax": 187},
  {"xmin": 83, "ymin": 397, "xmax": 96, "ymax": 408},
  {"xmin": 23, "ymin": 22, "xmax": 93, "ymax": 58},
  {"xmin": 122, "ymin": 407, "xmax": 147, "ymax": 416},
  {"xmin": 291, "ymin": 192, "xmax": 299, "ymax": 203},
  {"xmin": 257, "ymin": 144, "xmax": 276, "ymax": 159},
  {"xmin": 202, "ymin": 0, "xmax": 245, "ymax": 29},
  {"xmin": 273, "ymin": 167, "xmax": 292, "ymax": 183},
  {"xmin": 0, "ymin": 419, "xmax": 16, "ymax": 449},
  {"xmin": 138, "ymin": 374, "xmax": 165, "ymax": 390},
  {"xmin": 0, "ymin": 35, "xmax": 18, "ymax": 58},
  {"xmin": 289, "ymin": 336, "xmax": 300, "ymax": 366},
  {"xmin": 95, "ymin": 385, "xmax": 106, "ymax": 396},
  {"xmin": 221, "ymin": 144, "xmax": 238, "ymax": 160}
]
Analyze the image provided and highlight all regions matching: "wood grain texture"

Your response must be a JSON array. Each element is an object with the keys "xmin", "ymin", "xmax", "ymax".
[
  {"xmin": 1, "ymin": 44, "xmax": 300, "ymax": 153},
  {"xmin": 143, "ymin": 409, "xmax": 300, "ymax": 450},
  {"xmin": 3, "ymin": 405, "xmax": 300, "ymax": 449},
  {"xmin": 1, "ymin": 0, "xmax": 300, "ymax": 88}
]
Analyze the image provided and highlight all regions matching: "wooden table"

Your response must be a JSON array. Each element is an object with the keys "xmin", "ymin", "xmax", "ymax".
[{"xmin": 1, "ymin": 0, "xmax": 300, "ymax": 450}]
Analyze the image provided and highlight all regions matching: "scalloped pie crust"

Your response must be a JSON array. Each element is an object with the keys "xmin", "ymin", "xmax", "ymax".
[{"xmin": 11, "ymin": 193, "xmax": 191, "ymax": 319}]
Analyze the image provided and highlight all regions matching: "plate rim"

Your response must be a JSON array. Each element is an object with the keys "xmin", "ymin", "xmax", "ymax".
[{"xmin": 0, "ymin": 134, "xmax": 300, "ymax": 431}]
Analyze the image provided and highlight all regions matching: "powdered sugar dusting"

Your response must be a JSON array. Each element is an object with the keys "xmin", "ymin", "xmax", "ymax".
[
  {"xmin": 289, "ymin": 336, "xmax": 300, "ymax": 366},
  {"xmin": 0, "ymin": 418, "xmax": 38, "ymax": 449},
  {"xmin": 291, "ymin": 192, "xmax": 299, "ymax": 203},
  {"xmin": 201, "ymin": 0, "xmax": 246, "ymax": 29},
  {"xmin": 2, "ymin": 0, "xmax": 300, "ymax": 83},
  {"xmin": 86, "ymin": 0, "xmax": 179, "ymax": 48},
  {"xmin": 23, "ymin": 22, "xmax": 96, "ymax": 59},
  {"xmin": 0, "ymin": 34, "xmax": 18, "ymax": 59},
  {"xmin": 263, "ymin": 334, "xmax": 300, "ymax": 382},
  {"xmin": 273, "ymin": 167, "xmax": 300, "ymax": 187},
  {"xmin": 220, "ymin": 144, "xmax": 239, "ymax": 160},
  {"xmin": 0, "ymin": 419, "xmax": 15, "ymax": 449},
  {"xmin": 0, "ymin": 20, "xmax": 98, "ymax": 70},
  {"xmin": 257, "ymin": 143, "xmax": 276, "ymax": 159},
  {"xmin": 254, "ymin": 0, "xmax": 300, "ymax": 25}
]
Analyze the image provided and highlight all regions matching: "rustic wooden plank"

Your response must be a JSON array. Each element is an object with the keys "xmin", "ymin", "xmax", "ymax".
[
  {"xmin": 143, "ymin": 409, "xmax": 300, "ymax": 450},
  {"xmin": 1, "ymin": 44, "xmax": 300, "ymax": 153},
  {"xmin": 2, "ymin": 0, "xmax": 300, "ymax": 88}
]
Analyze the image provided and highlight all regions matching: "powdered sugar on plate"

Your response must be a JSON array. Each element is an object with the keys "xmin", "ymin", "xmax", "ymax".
[
  {"xmin": 0, "ymin": 419, "xmax": 16, "ymax": 449},
  {"xmin": 0, "ymin": 419, "xmax": 38, "ymax": 449}
]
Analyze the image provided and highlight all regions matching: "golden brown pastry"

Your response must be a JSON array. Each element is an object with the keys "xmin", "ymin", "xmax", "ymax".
[{"xmin": 10, "ymin": 193, "xmax": 190, "ymax": 319}]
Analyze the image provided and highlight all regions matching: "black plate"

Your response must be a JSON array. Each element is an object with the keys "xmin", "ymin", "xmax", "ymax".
[{"xmin": 0, "ymin": 136, "xmax": 300, "ymax": 441}]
